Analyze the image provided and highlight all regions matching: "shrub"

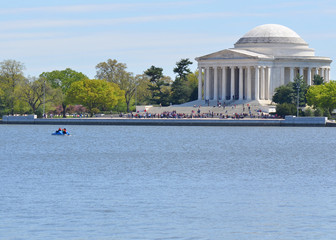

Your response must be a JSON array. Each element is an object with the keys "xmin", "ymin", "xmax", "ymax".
[
  {"xmin": 304, "ymin": 108, "xmax": 313, "ymax": 116},
  {"xmin": 276, "ymin": 103, "xmax": 296, "ymax": 118},
  {"xmin": 323, "ymin": 108, "xmax": 331, "ymax": 119},
  {"xmin": 314, "ymin": 108, "xmax": 324, "ymax": 117}
]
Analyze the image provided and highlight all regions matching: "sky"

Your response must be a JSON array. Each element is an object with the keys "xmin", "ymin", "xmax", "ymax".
[{"xmin": 1, "ymin": 0, "xmax": 336, "ymax": 79}]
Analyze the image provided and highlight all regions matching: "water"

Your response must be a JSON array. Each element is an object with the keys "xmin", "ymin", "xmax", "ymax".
[{"xmin": 1, "ymin": 124, "xmax": 336, "ymax": 240}]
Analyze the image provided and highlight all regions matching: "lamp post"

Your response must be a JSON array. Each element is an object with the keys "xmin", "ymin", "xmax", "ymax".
[
  {"xmin": 43, "ymin": 79, "xmax": 46, "ymax": 118},
  {"xmin": 135, "ymin": 85, "xmax": 137, "ymax": 107},
  {"xmin": 296, "ymin": 79, "xmax": 300, "ymax": 117}
]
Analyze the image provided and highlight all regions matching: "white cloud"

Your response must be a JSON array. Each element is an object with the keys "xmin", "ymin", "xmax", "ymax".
[
  {"xmin": 0, "ymin": 11, "xmax": 271, "ymax": 31},
  {"xmin": 0, "ymin": 30, "xmax": 237, "ymax": 77},
  {"xmin": 0, "ymin": 0, "xmax": 212, "ymax": 14},
  {"xmin": 0, "ymin": 31, "xmax": 237, "ymax": 56}
]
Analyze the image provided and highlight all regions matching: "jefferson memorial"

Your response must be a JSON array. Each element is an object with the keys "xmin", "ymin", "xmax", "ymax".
[{"xmin": 196, "ymin": 24, "xmax": 332, "ymax": 103}]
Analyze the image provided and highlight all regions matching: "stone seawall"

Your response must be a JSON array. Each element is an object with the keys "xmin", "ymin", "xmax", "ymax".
[{"xmin": 1, "ymin": 116, "xmax": 333, "ymax": 127}]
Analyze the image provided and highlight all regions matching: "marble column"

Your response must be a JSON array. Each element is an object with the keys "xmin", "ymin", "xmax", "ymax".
[
  {"xmin": 198, "ymin": 67, "xmax": 202, "ymax": 100},
  {"xmin": 231, "ymin": 66, "xmax": 235, "ymax": 100},
  {"xmin": 266, "ymin": 67, "xmax": 271, "ymax": 100},
  {"xmin": 246, "ymin": 66, "xmax": 251, "ymax": 100},
  {"xmin": 290, "ymin": 67, "xmax": 294, "ymax": 82},
  {"xmin": 205, "ymin": 67, "xmax": 210, "ymax": 100},
  {"xmin": 214, "ymin": 66, "xmax": 218, "ymax": 100},
  {"xmin": 321, "ymin": 68, "xmax": 325, "ymax": 79},
  {"xmin": 221, "ymin": 67, "xmax": 226, "ymax": 101},
  {"xmin": 255, "ymin": 66, "xmax": 259, "ymax": 100},
  {"xmin": 239, "ymin": 66, "xmax": 243, "ymax": 100},
  {"xmin": 260, "ymin": 66, "xmax": 265, "ymax": 100},
  {"xmin": 299, "ymin": 67, "xmax": 303, "ymax": 78},
  {"xmin": 281, "ymin": 67, "xmax": 285, "ymax": 85},
  {"xmin": 307, "ymin": 67, "xmax": 312, "ymax": 85}
]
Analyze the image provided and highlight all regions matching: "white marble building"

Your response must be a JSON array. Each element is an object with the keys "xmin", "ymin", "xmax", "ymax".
[{"xmin": 196, "ymin": 24, "xmax": 332, "ymax": 102}]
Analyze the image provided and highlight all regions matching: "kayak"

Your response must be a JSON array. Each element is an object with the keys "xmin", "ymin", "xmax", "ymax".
[{"xmin": 52, "ymin": 131, "xmax": 70, "ymax": 136}]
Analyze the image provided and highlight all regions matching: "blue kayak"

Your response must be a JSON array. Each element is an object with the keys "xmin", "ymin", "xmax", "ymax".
[{"xmin": 52, "ymin": 131, "xmax": 70, "ymax": 136}]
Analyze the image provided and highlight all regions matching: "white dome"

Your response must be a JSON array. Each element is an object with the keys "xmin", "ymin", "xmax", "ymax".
[{"xmin": 235, "ymin": 24, "xmax": 307, "ymax": 45}]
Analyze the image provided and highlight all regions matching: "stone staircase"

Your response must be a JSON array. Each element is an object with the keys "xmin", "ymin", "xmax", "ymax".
[{"xmin": 146, "ymin": 100, "xmax": 274, "ymax": 116}]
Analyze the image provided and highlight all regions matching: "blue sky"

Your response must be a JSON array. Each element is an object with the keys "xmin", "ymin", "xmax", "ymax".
[{"xmin": 1, "ymin": 0, "xmax": 336, "ymax": 79}]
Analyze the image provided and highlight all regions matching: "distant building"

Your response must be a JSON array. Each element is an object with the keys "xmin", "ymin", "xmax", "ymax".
[{"xmin": 196, "ymin": 24, "xmax": 332, "ymax": 102}]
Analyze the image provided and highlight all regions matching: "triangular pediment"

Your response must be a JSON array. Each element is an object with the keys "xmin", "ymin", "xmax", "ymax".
[{"xmin": 196, "ymin": 49, "xmax": 272, "ymax": 60}]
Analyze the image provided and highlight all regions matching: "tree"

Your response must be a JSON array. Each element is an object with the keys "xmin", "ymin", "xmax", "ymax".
[
  {"xmin": 273, "ymin": 75, "xmax": 308, "ymax": 117},
  {"xmin": 40, "ymin": 68, "xmax": 88, "ymax": 117},
  {"xmin": 96, "ymin": 59, "xmax": 141, "ymax": 112},
  {"xmin": 118, "ymin": 71, "xmax": 136, "ymax": 112},
  {"xmin": 293, "ymin": 74, "xmax": 309, "ymax": 107},
  {"xmin": 144, "ymin": 66, "xmax": 171, "ymax": 106},
  {"xmin": 272, "ymin": 75, "xmax": 308, "ymax": 106},
  {"xmin": 0, "ymin": 60, "xmax": 25, "ymax": 115},
  {"xmin": 133, "ymin": 74, "xmax": 152, "ymax": 106},
  {"xmin": 67, "ymin": 79, "xmax": 124, "ymax": 116},
  {"xmin": 187, "ymin": 71, "xmax": 199, "ymax": 101},
  {"xmin": 170, "ymin": 79, "xmax": 191, "ymax": 104},
  {"xmin": 306, "ymin": 80, "xmax": 336, "ymax": 115},
  {"xmin": 272, "ymin": 85, "xmax": 294, "ymax": 104},
  {"xmin": 171, "ymin": 58, "xmax": 193, "ymax": 104},
  {"xmin": 173, "ymin": 58, "xmax": 193, "ymax": 81},
  {"xmin": 313, "ymin": 74, "xmax": 324, "ymax": 85},
  {"xmin": 276, "ymin": 103, "xmax": 297, "ymax": 117},
  {"xmin": 95, "ymin": 59, "xmax": 127, "ymax": 85},
  {"xmin": 15, "ymin": 77, "xmax": 58, "ymax": 114}
]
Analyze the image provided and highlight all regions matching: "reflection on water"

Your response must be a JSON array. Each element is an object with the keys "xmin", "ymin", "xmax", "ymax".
[{"xmin": 1, "ymin": 125, "xmax": 336, "ymax": 239}]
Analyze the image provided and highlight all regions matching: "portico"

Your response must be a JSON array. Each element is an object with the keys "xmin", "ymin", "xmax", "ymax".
[{"xmin": 196, "ymin": 24, "xmax": 332, "ymax": 102}]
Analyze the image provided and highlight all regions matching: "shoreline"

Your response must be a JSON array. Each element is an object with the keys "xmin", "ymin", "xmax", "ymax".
[{"xmin": 1, "ymin": 116, "xmax": 335, "ymax": 127}]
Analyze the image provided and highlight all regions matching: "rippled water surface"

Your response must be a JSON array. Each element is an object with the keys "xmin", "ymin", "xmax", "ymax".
[{"xmin": 1, "ymin": 124, "xmax": 336, "ymax": 240}]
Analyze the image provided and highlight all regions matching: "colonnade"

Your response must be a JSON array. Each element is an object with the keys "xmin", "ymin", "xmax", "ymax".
[
  {"xmin": 198, "ymin": 65, "xmax": 271, "ymax": 101},
  {"xmin": 198, "ymin": 65, "xmax": 330, "ymax": 102},
  {"xmin": 287, "ymin": 66, "xmax": 330, "ymax": 85}
]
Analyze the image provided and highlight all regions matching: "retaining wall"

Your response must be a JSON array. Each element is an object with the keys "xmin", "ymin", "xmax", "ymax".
[{"xmin": 1, "ymin": 116, "xmax": 333, "ymax": 127}]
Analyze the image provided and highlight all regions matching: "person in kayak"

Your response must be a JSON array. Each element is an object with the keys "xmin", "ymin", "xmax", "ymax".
[
  {"xmin": 56, "ymin": 128, "xmax": 62, "ymax": 133},
  {"xmin": 62, "ymin": 128, "xmax": 67, "ymax": 134}
]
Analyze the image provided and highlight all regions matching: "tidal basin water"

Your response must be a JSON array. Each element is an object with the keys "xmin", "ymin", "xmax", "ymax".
[{"xmin": 1, "ymin": 124, "xmax": 336, "ymax": 240}]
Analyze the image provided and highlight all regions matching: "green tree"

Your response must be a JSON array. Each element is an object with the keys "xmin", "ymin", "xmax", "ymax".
[
  {"xmin": 0, "ymin": 60, "xmax": 25, "ymax": 115},
  {"xmin": 67, "ymin": 79, "xmax": 124, "ymax": 116},
  {"xmin": 95, "ymin": 59, "xmax": 127, "ymax": 85},
  {"xmin": 171, "ymin": 58, "xmax": 193, "ymax": 104},
  {"xmin": 144, "ymin": 66, "xmax": 171, "ymax": 106},
  {"xmin": 313, "ymin": 74, "xmax": 324, "ymax": 85},
  {"xmin": 306, "ymin": 80, "xmax": 336, "ymax": 115},
  {"xmin": 273, "ymin": 75, "xmax": 308, "ymax": 107},
  {"xmin": 0, "ymin": 87, "xmax": 5, "ymax": 115},
  {"xmin": 186, "ymin": 71, "xmax": 199, "ymax": 101},
  {"xmin": 272, "ymin": 84, "xmax": 294, "ymax": 104},
  {"xmin": 133, "ymin": 74, "xmax": 152, "ymax": 106},
  {"xmin": 174, "ymin": 58, "xmax": 193, "ymax": 81},
  {"xmin": 96, "ymin": 59, "xmax": 141, "ymax": 112},
  {"xmin": 120, "ymin": 72, "xmax": 136, "ymax": 112},
  {"xmin": 15, "ymin": 77, "xmax": 59, "ymax": 114},
  {"xmin": 293, "ymin": 74, "xmax": 309, "ymax": 107},
  {"xmin": 40, "ymin": 68, "xmax": 88, "ymax": 117}
]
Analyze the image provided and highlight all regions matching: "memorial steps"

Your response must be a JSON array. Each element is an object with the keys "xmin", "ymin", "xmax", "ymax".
[{"xmin": 146, "ymin": 100, "xmax": 274, "ymax": 116}]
